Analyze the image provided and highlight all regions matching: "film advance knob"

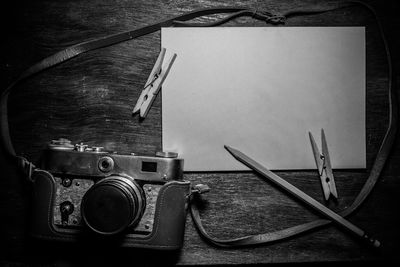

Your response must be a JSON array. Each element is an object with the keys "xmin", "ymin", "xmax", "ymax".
[{"xmin": 48, "ymin": 138, "xmax": 74, "ymax": 151}]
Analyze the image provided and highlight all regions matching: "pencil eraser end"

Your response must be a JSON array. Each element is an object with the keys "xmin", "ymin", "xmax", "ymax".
[{"xmin": 373, "ymin": 240, "xmax": 381, "ymax": 248}]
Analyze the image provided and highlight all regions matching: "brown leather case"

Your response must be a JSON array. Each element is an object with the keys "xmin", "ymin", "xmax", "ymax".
[{"xmin": 30, "ymin": 169, "xmax": 191, "ymax": 250}]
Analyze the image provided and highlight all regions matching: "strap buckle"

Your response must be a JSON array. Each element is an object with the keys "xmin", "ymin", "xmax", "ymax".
[
  {"xmin": 191, "ymin": 184, "xmax": 211, "ymax": 195},
  {"xmin": 17, "ymin": 156, "xmax": 36, "ymax": 182}
]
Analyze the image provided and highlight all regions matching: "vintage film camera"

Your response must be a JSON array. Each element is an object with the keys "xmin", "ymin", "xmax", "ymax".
[{"xmin": 30, "ymin": 138, "xmax": 190, "ymax": 250}]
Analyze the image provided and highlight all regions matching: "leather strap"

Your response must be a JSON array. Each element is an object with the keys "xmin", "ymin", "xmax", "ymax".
[
  {"xmin": 190, "ymin": 1, "xmax": 398, "ymax": 247},
  {"xmin": 0, "ymin": 2, "xmax": 397, "ymax": 247}
]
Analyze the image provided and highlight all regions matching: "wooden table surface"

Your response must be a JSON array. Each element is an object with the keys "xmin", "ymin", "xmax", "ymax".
[{"xmin": 0, "ymin": 0, "xmax": 399, "ymax": 265}]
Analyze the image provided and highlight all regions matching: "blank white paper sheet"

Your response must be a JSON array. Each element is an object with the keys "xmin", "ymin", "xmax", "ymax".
[{"xmin": 161, "ymin": 27, "xmax": 365, "ymax": 171}]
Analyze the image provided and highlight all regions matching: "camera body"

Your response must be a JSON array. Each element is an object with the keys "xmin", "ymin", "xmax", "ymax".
[{"xmin": 30, "ymin": 139, "xmax": 190, "ymax": 250}]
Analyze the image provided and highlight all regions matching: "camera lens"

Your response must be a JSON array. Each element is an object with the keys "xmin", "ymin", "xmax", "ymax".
[{"xmin": 81, "ymin": 176, "xmax": 145, "ymax": 235}]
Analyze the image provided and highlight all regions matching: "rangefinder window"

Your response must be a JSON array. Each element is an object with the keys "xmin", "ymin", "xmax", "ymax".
[{"xmin": 142, "ymin": 161, "xmax": 158, "ymax": 172}]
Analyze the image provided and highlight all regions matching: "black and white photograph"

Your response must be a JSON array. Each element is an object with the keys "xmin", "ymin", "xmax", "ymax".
[{"xmin": 0, "ymin": 0, "xmax": 399, "ymax": 266}]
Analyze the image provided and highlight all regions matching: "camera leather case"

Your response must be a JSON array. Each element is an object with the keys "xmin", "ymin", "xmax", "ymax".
[{"xmin": 29, "ymin": 139, "xmax": 190, "ymax": 250}]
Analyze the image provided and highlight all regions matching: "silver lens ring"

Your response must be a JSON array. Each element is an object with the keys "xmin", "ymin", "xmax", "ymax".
[{"xmin": 81, "ymin": 175, "xmax": 145, "ymax": 235}]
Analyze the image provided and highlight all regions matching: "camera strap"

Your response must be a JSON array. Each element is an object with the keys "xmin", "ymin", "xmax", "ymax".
[{"xmin": 0, "ymin": 1, "xmax": 397, "ymax": 247}]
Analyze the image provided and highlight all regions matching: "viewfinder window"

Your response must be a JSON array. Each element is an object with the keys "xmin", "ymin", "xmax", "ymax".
[{"xmin": 141, "ymin": 161, "xmax": 157, "ymax": 172}]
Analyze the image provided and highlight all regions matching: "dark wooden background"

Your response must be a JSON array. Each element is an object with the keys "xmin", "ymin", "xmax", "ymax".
[{"xmin": 0, "ymin": 0, "xmax": 399, "ymax": 265}]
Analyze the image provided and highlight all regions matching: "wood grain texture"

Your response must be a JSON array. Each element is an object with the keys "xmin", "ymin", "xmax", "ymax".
[{"xmin": 0, "ymin": 0, "xmax": 399, "ymax": 265}]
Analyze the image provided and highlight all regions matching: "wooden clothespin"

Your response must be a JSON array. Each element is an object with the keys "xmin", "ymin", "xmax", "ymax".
[
  {"xmin": 309, "ymin": 129, "xmax": 338, "ymax": 201},
  {"xmin": 133, "ymin": 48, "xmax": 177, "ymax": 118}
]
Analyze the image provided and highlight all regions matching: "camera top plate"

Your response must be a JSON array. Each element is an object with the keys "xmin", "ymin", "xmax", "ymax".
[{"xmin": 42, "ymin": 139, "xmax": 184, "ymax": 182}]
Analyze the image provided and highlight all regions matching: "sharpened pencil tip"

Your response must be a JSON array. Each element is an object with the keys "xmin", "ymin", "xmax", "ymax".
[
  {"xmin": 224, "ymin": 145, "xmax": 236, "ymax": 153},
  {"xmin": 224, "ymin": 145, "xmax": 239, "ymax": 157}
]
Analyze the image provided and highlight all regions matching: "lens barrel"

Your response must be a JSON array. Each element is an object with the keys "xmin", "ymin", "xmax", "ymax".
[{"xmin": 81, "ymin": 176, "xmax": 144, "ymax": 235}]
